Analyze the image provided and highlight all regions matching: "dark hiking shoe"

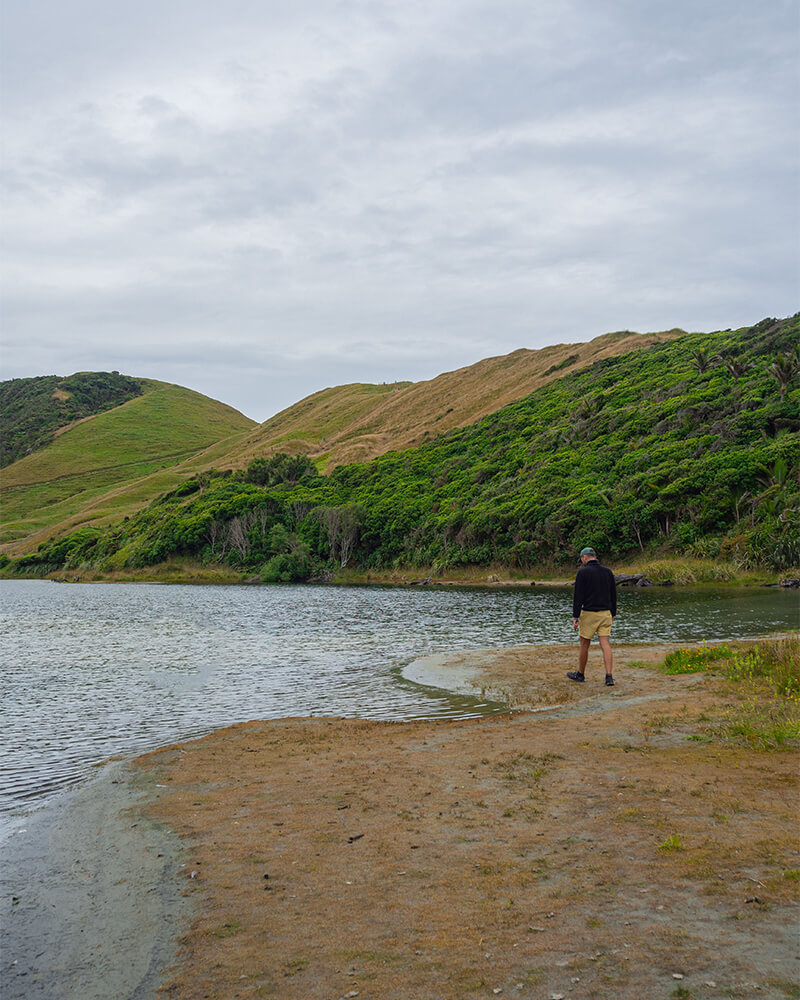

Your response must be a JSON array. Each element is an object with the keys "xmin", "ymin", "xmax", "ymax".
[
  {"xmin": 566, "ymin": 671, "xmax": 585, "ymax": 682},
  {"xmin": 605, "ymin": 674, "xmax": 615, "ymax": 686}
]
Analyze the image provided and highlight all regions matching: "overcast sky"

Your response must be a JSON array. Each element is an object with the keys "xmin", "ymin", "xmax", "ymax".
[{"xmin": 1, "ymin": 0, "xmax": 798, "ymax": 422}]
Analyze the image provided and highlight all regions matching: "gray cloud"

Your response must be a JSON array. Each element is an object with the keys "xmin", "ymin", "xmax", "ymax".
[{"xmin": 1, "ymin": 0, "xmax": 797, "ymax": 421}]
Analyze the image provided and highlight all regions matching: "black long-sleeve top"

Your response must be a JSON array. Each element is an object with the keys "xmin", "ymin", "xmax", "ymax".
[{"xmin": 572, "ymin": 560, "xmax": 617, "ymax": 618}]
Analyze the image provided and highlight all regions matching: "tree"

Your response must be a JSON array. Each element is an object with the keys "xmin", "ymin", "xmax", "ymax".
[
  {"xmin": 690, "ymin": 350, "xmax": 713, "ymax": 373},
  {"xmin": 722, "ymin": 358, "xmax": 748, "ymax": 385},
  {"xmin": 320, "ymin": 504, "xmax": 364, "ymax": 567},
  {"xmin": 768, "ymin": 352, "xmax": 799, "ymax": 399},
  {"xmin": 245, "ymin": 453, "xmax": 318, "ymax": 487}
]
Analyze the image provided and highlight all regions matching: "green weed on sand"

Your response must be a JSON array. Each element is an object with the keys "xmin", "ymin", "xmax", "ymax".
[{"xmin": 662, "ymin": 636, "xmax": 800, "ymax": 750}]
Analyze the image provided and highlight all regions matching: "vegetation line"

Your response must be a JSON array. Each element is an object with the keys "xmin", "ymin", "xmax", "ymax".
[{"xmin": 2, "ymin": 315, "xmax": 798, "ymax": 582}]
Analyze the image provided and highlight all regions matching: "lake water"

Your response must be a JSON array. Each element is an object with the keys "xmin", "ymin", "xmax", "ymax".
[{"xmin": 1, "ymin": 579, "xmax": 797, "ymax": 827}]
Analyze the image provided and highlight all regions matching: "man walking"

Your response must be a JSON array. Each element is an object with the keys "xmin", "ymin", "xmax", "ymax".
[{"xmin": 568, "ymin": 546, "xmax": 617, "ymax": 686}]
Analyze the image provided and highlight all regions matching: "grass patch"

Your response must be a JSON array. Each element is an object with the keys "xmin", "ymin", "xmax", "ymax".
[
  {"xmin": 212, "ymin": 920, "xmax": 242, "ymax": 938},
  {"xmin": 723, "ymin": 636, "xmax": 800, "ymax": 698},
  {"xmin": 660, "ymin": 636, "xmax": 799, "ymax": 692},
  {"xmin": 659, "ymin": 833, "xmax": 684, "ymax": 852},
  {"xmin": 658, "ymin": 637, "xmax": 800, "ymax": 750},
  {"xmin": 661, "ymin": 644, "xmax": 735, "ymax": 674},
  {"xmin": 720, "ymin": 696, "xmax": 800, "ymax": 749}
]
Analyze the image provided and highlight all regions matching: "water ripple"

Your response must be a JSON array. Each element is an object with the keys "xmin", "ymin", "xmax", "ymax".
[{"xmin": 1, "ymin": 579, "xmax": 796, "ymax": 821}]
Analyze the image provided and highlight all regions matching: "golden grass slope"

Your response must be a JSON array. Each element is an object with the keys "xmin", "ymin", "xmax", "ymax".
[
  {"xmin": 0, "ymin": 328, "xmax": 684, "ymax": 556},
  {"xmin": 224, "ymin": 328, "xmax": 686, "ymax": 470},
  {"xmin": 0, "ymin": 380, "xmax": 255, "ymax": 555}
]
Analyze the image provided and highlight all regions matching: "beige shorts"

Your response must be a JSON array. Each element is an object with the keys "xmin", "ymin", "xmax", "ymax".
[{"xmin": 579, "ymin": 610, "xmax": 613, "ymax": 640}]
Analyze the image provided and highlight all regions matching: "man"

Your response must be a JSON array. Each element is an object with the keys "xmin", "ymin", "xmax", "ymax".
[{"xmin": 568, "ymin": 546, "xmax": 617, "ymax": 686}]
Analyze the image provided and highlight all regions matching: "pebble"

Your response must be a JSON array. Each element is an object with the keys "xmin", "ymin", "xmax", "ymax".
[
  {"xmin": 672, "ymin": 973, "xmax": 684, "ymax": 980},
  {"xmin": 705, "ymin": 983, "xmax": 717, "ymax": 988},
  {"xmin": 550, "ymin": 994, "xmax": 566, "ymax": 1000}
]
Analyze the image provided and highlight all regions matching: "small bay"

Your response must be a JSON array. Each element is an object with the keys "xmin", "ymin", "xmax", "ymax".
[{"xmin": 1, "ymin": 579, "xmax": 797, "ymax": 827}]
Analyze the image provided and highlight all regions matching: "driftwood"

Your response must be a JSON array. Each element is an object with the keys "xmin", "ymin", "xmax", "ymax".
[
  {"xmin": 614, "ymin": 573, "xmax": 674, "ymax": 588},
  {"xmin": 780, "ymin": 578, "xmax": 800, "ymax": 589},
  {"xmin": 408, "ymin": 577, "xmax": 433, "ymax": 586}
]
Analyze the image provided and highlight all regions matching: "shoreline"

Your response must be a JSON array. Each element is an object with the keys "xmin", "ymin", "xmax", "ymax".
[
  {"xmin": 0, "ymin": 761, "xmax": 190, "ymax": 1000},
  {"xmin": 2, "ymin": 555, "xmax": 795, "ymax": 589},
  {"xmin": 4, "ymin": 637, "xmax": 796, "ymax": 1000}
]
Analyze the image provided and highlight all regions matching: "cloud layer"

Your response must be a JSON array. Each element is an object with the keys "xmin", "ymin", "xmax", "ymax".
[{"xmin": 2, "ymin": 0, "xmax": 798, "ymax": 420}]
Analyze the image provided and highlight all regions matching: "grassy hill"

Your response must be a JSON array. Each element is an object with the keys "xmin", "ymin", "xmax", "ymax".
[
  {"xmin": 0, "ymin": 380, "xmax": 255, "ymax": 554},
  {"xmin": 15, "ymin": 315, "xmax": 799, "ymax": 579},
  {"xmin": 0, "ymin": 371, "xmax": 144, "ymax": 467},
  {"xmin": 222, "ymin": 328, "xmax": 686, "ymax": 471},
  {"xmin": 0, "ymin": 327, "xmax": 685, "ymax": 554}
]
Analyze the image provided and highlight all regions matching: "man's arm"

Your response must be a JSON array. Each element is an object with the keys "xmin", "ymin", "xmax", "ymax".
[
  {"xmin": 609, "ymin": 568, "xmax": 617, "ymax": 618},
  {"xmin": 572, "ymin": 570, "xmax": 584, "ymax": 620}
]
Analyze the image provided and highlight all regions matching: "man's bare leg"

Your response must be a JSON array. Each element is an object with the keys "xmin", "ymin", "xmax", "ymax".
[
  {"xmin": 578, "ymin": 636, "xmax": 591, "ymax": 674},
  {"xmin": 598, "ymin": 635, "xmax": 613, "ymax": 675}
]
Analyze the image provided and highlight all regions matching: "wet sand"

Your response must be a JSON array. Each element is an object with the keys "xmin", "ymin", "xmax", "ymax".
[
  {"xmin": 0, "ymin": 762, "xmax": 188, "ymax": 1000},
  {"xmin": 3, "ymin": 641, "xmax": 798, "ymax": 1000}
]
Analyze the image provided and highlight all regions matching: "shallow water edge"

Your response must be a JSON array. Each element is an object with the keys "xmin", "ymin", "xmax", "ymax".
[{"xmin": 0, "ymin": 760, "xmax": 188, "ymax": 1000}]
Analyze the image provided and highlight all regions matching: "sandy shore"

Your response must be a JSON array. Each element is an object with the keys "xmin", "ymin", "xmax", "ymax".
[
  {"xmin": 4, "ymin": 641, "xmax": 798, "ymax": 1000},
  {"xmin": 139, "ymin": 642, "xmax": 798, "ymax": 999}
]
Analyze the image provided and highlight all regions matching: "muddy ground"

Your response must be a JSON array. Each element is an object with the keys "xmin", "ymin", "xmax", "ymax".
[{"xmin": 133, "ymin": 642, "xmax": 799, "ymax": 1000}]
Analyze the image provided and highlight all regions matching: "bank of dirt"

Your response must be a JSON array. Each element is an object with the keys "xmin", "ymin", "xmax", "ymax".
[{"xmin": 135, "ymin": 643, "xmax": 799, "ymax": 1000}]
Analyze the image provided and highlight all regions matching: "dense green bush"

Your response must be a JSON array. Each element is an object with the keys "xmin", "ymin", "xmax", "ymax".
[
  {"xmin": 244, "ymin": 452, "xmax": 319, "ymax": 487},
  {"xmin": 17, "ymin": 315, "xmax": 800, "ymax": 578},
  {"xmin": 0, "ymin": 372, "xmax": 143, "ymax": 467}
]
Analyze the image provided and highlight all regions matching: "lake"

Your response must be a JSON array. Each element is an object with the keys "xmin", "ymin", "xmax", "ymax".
[{"xmin": 1, "ymin": 579, "xmax": 797, "ymax": 827}]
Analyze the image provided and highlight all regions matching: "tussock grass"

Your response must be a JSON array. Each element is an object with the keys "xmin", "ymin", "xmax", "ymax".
[
  {"xmin": 220, "ymin": 329, "xmax": 683, "ymax": 473},
  {"xmin": 660, "ymin": 636, "xmax": 800, "ymax": 750},
  {"xmin": 614, "ymin": 555, "xmax": 774, "ymax": 585}
]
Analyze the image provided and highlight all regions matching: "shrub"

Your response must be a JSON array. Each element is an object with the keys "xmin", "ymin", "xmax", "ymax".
[{"xmin": 260, "ymin": 543, "xmax": 312, "ymax": 583}]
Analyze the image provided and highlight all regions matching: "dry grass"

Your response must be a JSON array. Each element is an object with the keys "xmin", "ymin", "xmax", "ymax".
[{"xmin": 222, "ymin": 328, "xmax": 684, "ymax": 473}]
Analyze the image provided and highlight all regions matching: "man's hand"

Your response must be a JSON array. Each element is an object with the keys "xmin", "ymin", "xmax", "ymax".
[{"xmin": 573, "ymin": 618, "xmax": 579, "ymax": 630}]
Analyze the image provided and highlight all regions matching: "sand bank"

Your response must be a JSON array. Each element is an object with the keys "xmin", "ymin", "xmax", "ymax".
[{"xmin": 132, "ymin": 642, "xmax": 798, "ymax": 999}]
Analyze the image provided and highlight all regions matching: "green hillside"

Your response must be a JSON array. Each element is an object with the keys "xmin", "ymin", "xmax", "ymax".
[
  {"xmin": 0, "ymin": 371, "xmax": 144, "ymax": 467},
  {"xmin": 12, "ymin": 315, "xmax": 799, "ymax": 579},
  {"xmin": 0, "ymin": 328, "xmax": 684, "ymax": 553},
  {"xmin": 0, "ymin": 380, "xmax": 255, "ymax": 552}
]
